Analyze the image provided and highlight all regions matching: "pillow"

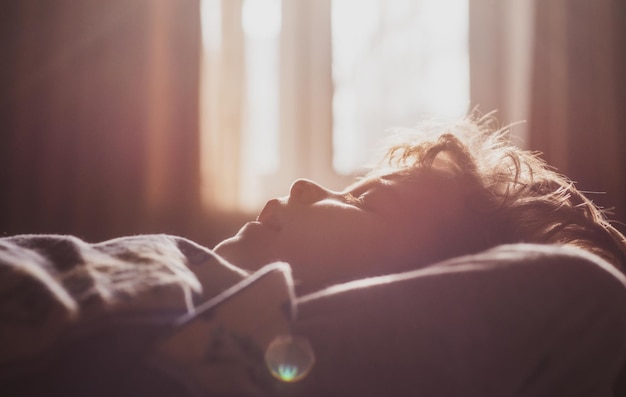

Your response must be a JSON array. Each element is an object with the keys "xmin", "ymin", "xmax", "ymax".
[{"xmin": 288, "ymin": 244, "xmax": 626, "ymax": 397}]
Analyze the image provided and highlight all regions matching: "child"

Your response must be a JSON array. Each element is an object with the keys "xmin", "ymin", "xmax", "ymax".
[
  {"xmin": 2, "ymin": 112, "xmax": 625, "ymax": 396},
  {"xmin": 214, "ymin": 112, "xmax": 626, "ymax": 292}
]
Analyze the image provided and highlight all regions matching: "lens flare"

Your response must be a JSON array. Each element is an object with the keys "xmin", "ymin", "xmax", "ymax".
[{"xmin": 265, "ymin": 335, "xmax": 315, "ymax": 382}]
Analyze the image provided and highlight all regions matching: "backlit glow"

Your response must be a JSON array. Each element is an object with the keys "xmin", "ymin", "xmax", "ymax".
[
  {"xmin": 242, "ymin": 0, "xmax": 282, "ymax": 39},
  {"xmin": 239, "ymin": 0, "xmax": 282, "ymax": 211},
  {"xmin": 332, "ymin": 0, "xmax": 470, "ymax": 174}
]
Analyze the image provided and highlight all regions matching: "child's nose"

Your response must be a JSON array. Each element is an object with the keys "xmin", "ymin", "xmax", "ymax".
[{"xmin": 288, "ymin": 179, "xmax": 331, "ymax": 204}]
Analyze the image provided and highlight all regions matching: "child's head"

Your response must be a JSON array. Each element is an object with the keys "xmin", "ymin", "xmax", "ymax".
[
  {"xmin": 214, "ymin": 113, "xmax": 626, "ymax": 291},
  {"xmin": 377, "ymin": 112, "xmax": 626, "ymax": 272}
]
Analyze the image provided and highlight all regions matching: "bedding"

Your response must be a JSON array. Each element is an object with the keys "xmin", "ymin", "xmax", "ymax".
[
  {"xmin": 1, "ymin": 235, "xmax": 625, "ymax": 396},
  {"xmin": 0, "ymin": 234, "xmax": 292, "ymax": 396},
  {"xmin": 293, "ymin": 244, "xmax": 626, "ymax": 396}
]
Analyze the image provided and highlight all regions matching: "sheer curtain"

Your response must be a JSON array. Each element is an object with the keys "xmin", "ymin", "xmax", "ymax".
[
  {"xmin": 200, "ymin": 0, "xmax": 339, "ymax": 213},
  {"xmin": 469, "ymin": 0, "xmax": 535, "ymax": 144},
  {"xmin": 0, "ymin": 0, "xmax": 203, "ymax": 241},
  {"xmin": 470, "ymin": 0, "xmax": 626, "ymax": 233},
  {"xmin": 528, "ymin": 0, "xmax": 626, "ymax": 232},
  {"xmin": 200, "ymin": 0, "xmax": 245, "ymax": 212}
]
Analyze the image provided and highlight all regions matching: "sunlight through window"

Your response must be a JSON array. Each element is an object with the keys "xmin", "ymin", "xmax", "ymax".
[
  {"xmin": 200, "ymin": 0, "xmax": 469, "ymax": 212},
  {"xmin": 332, "ymin": 0, "xmax": 470, "ymax": 174},
  {"xmin": 239, "ymin": 0, "xmax": 282, "ymax": 210}
]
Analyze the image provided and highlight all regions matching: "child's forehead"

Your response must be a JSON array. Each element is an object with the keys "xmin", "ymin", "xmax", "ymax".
[
  {"xmin": 346, "ymin": 166, "xmax": 461, "ymax": 193},
  {"xmin": 345, "ymin": 170, "xmax": 411, "ymax": 191}
]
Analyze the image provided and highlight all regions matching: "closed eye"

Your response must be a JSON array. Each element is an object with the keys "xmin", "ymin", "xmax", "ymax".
[
  {"xmin": 342, "ymin": 192, "xmax": 363, "ymax": 205},
  {"xmin": 342, "ymin": 191, "xmax": 372, "ymax": 208},
  {"xmin": 342, "ymin": 177, "xmax": 390, "ymax": 208}
]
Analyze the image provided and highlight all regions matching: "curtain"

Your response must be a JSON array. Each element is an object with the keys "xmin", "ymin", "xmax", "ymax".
[
  {"xmin": 0, "ymin": 0, "xmax": 205, "ymax": 242},
  {"xmin": 529, "ymin": 0, "xmax": 626, "ymax": 233},
  {"xmin": 470, "ymin": 0, "xmax": 626, "ymax": 233},
  {"xmin": 469, "ymin": 0, "xmax": 535, "ymax": 143},
  {"xmin": 200, "ymin": 0, "xmax": 245, "ymax": 212}
]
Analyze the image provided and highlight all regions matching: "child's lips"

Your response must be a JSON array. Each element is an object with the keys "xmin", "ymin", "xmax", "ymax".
[{"xmin": 257, "ymin": 199, "xmax": 283, "ymax": 231}]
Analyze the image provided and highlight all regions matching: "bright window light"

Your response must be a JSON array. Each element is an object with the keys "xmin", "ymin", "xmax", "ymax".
[
  {"xmin": 239, "ymin": 0, "xmax": 282, "ymax": 211},
  {"xmin": 201, "ymin": 0, "xmax": 222, "ymax": 52},
  {"xmin": 332, "ymin": 0, "xmax": 470, "ymax": 174},
  {"xmin": 242, "ymin": 0, "xmax": 282, "ymax": 39}
]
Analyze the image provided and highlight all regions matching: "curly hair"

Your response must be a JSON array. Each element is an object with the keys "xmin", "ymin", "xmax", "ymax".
[{"xmin": 377, "ymin": 112, "xmax": 626, "ymax": 272}]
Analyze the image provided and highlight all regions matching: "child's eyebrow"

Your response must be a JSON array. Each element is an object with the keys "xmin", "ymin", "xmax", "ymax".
[
  {"xmin": 344, "ymin": 175, "xmax": 397, "ymax": 195},
  {"xmin": 344, "ymin": 177, "xmax": 380, "ymax": 193}
]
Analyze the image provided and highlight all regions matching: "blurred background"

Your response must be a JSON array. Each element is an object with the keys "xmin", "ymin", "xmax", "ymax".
[{"xmin": 0, "ymin": 0, "xmax": 624, "ymax": 248}]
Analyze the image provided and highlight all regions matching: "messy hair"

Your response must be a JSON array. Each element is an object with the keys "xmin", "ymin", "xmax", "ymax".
[{"xmin": 378, "ymin": 112, "xmax": 626, "ymax": 272}]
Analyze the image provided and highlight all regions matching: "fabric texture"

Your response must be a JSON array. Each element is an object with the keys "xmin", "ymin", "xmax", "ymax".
[
  {"xmin": 1, "ymin": 235, "xmax": 626, "ymax": 396},
  {"xmin": 291, "ymin": 244, "xmax": 626, "ymax": 397},
  {"xmin": 0, "ymin": 234, "xmax": 292, "ymax": 396}
]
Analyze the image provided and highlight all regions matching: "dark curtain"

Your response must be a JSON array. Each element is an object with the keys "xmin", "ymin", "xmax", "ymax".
[
  {"xmin": 0, "ymin": 0, "xmax": 210, "ymax": 242},
  {"xmin": 529, "ymin": 0, "xmax": 626, "ymax": 233}
]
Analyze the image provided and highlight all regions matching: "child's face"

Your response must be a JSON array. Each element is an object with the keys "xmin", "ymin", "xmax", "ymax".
[{"xmin": 214, "ymin": 169, "xmax": 472, "ymax": 292}]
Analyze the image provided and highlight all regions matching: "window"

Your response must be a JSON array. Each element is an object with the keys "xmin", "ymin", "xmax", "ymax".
[
  {"xmin": 332, "ymin": 0, "xmax": 469, "ymax": 174},
  {"xmin": 200, "ymin": 0, "xmax": 469, "ymax": 213}
]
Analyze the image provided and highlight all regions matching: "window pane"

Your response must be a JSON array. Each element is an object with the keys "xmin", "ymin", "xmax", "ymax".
[
  {"xmin": 241, "ymin": 0, "xmax": 281, "ymax": 176},
  {"xmin": 332, "ymin": 0, "xmax": 470, "ymax": 174},
  {"xmin": 240, "ymin": 0, "xmax": 282, "ymax": 211}
]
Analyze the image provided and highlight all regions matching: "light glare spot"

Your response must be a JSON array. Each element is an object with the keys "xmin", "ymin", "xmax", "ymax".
[
  {"xmin": 242, "ymin": 0, "xmax": 282, "ymax": 39},
  {"xmin": 277, "ymin": 364, "xmax": 299, "ymax": 381},
  {"xmin": 265, "ymin": 335, "xmax": 315, "ymax": 383}
]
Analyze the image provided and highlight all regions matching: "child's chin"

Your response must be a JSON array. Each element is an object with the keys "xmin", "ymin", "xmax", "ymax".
[{"xmin": 214, "ymin": 233, "xmax": 280, "ymax": 270}]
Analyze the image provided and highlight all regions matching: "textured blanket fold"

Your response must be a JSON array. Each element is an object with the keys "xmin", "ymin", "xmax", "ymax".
[{"xmin": 0, "ymin": 234, "xmax": 292, "ymax": 397}]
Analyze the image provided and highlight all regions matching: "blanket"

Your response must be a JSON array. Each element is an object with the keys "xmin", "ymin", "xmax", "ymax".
[
  {"xmin": 0, "ymin": 234, "xmax": 293, "ymax": 396},
  {"xmin": 2, "ymin": 235, "xmax": 626, "ymax": 396}
]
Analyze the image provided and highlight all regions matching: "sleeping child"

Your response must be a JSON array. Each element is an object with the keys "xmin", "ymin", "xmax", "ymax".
[{"xmin": 2, "ymin": 112, "xmax": 625, "ymax": 396}]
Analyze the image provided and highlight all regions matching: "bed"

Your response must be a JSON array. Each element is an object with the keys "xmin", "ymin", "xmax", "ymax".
[{"xmin": 1, "ymin": 234, "xmax": 625, "ymax": 396}]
